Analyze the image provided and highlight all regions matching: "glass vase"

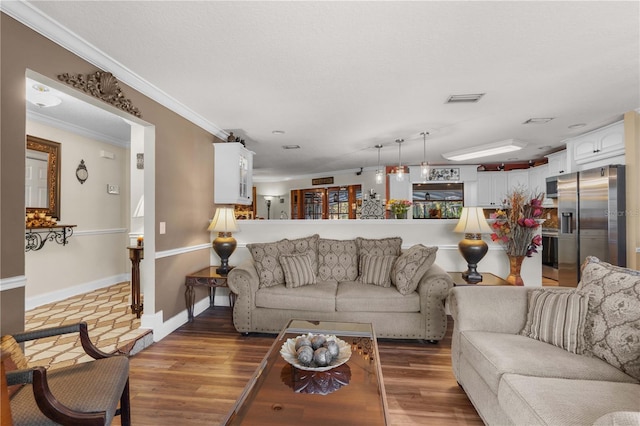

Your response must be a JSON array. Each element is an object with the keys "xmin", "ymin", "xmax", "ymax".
[
  {"xmin": 395, "ymin": 211, "xmax": 407, "ymax": 219},
  {"xmin": 506, "ymin": 255, "xmax": 525, "ymax": 286}
]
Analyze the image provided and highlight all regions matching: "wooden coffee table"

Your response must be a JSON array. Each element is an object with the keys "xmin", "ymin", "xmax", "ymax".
[{"xmin": 223, "ymin": 319, "xmax": 389, "ymax": 425}]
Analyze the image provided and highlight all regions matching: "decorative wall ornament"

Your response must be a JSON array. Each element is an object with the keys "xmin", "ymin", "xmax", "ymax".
[
  {"xmin": 57, "ymin": 71, "xmax": 142, "ymax": 117},
  {"xmin": 428, "ymin": 167, "xmax": 460, "ymax": 181}
]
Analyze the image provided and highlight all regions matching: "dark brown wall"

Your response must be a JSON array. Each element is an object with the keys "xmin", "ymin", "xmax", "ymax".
[{"xmin": 1, "ymin": 13, "xmax": 218, "ymax": 334}]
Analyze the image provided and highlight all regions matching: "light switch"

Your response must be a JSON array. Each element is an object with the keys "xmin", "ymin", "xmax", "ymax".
[
  {"xmin": 107, "ymin": 184, "xmax": 120, "ymax": 194},
  {"xmin": 159, "ymin": 222, "xmax": 166, "ymax": 234}
]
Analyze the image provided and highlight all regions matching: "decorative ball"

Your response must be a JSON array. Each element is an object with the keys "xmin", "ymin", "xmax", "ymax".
[
  {"xmin": 296, "ymin": 346, "xmax": 314, "ymax": 366},
  {"xmin": 311, "ymin": 335, "xmax": 327, "ymax": 350},
  {"xmin": 295, "ymin": 336, "xmax": 312, "ymax": 351},
  {"xmin": 313, "ymin": 347, "xmax": 332, "ymax": 367},
  {"xmin": 324, "ymin": 340, "xmax": 340, "ymax": 358}
]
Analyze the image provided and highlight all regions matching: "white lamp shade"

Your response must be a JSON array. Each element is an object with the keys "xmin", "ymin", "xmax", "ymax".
[
  {"xmin": 208, "ymin": 207, "xmax": 239, "ymax": 233},
  {"xmin": 453, "ymin": 207, "xmax": 492, "ymax": 234},
  {"xmin": 133, "ymin": 195, "xmax": 144, "ymax": 218}
]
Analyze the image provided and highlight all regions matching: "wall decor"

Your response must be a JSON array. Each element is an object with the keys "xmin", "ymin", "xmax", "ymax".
[
  {"xmin": 58, "ymin": 71, "xmax": 142, "ymax": 117},
  {"xmin": 76, "ymin": 159, "xmax": 88, "ymax": 184},
  {"xmin": 428, "ymin": 167, "xmax": 460, "ymax": 181},
  {"xmin": 312, "ymin": 177, "xmax": 334, "ymax": 185},
  {"xmin": 136, "ymin": 153, "xmax": 144, "ymax": 169},
  {"xmin": 26, "ymin": 135, "xmax": 61, "ymax": 219}
]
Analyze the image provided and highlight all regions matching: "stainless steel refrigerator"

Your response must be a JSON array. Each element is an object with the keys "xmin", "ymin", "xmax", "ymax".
[{"xmin": 557, "ymin": 165, "xmax": 626, "ymax": 287}]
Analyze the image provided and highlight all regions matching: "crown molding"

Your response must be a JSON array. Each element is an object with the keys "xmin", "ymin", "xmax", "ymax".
[{"xmin": 1, "ymin": 1, "xmax": 228, "ymax": 140}]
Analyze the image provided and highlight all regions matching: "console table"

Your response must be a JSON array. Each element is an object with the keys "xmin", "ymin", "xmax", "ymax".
[
  {"xmin": 185, "ymin": 266, "xmax": 235, "ymax": 322},
  {"xmin": 127, "ymin": 246, "xmax": 144, "ymax": 318}
]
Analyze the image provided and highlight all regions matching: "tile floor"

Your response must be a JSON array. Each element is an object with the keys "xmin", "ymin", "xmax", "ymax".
[{"xmin": 23, "ymin": 282, "xmax": 151, "ymax": 370}]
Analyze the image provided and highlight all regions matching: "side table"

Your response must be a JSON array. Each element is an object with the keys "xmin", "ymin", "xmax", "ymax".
[
  {"xmin": 127, "ymin": 246, "xmax": 144, "ymax": 318},
  {"xmin": 448, "ymin": 271, "xmax": 509, "ymax": 286},
  {"xmin": 185, "ymin": 266, "xmax": 235, "ymax": 322}
]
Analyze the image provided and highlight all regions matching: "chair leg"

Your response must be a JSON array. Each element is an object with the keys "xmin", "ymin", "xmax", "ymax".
[{"xmin": 119, "ymin": 379, "xmax": 131, "ymax": 426}]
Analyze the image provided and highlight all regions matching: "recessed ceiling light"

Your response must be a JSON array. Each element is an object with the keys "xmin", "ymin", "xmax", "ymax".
[
  {"xmin": 282, "ymin": 145, "xmax": 300, "ymax": 150},
  {"xmin": 272, "ymin": 130, "xmax": 285, "ymax": 135},
  {"xmin": 445, "ymin": 93, "xmax": 485, "ymax": 103},
  {"xmin": 568, "ymin": 123, "xmax": 586, "ymax": 129},
  {"xmin": 27, "ymin": 84, "xmax": 62, "ymax": 108},
  {"xmin": 523, "ymin": 118, "xmax": 554, "ymax": 124}
]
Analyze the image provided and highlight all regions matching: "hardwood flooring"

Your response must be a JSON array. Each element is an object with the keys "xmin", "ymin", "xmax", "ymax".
[{"xmin": 114, "ymin": 307, "xmax": 482, "ymax": 425}]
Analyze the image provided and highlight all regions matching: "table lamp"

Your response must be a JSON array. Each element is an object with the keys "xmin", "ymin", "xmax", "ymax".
[
  {"xmin": 453, "ymin": 207, "xmax": 492, "ymax": 283},
  {"xmin": 208, "ymin": 206, "xmax": 239, "ymax": 275}
]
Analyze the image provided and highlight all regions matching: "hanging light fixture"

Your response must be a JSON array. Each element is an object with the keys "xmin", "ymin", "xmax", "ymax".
[
  {"xmin": 375, "ymin": 144, "xmax": 384, "ymax": 184},
  {"xmin": 395, "ymin": 139, "xmax": 405, "ymax": 181},
  {"xmin": 420, "ymin": 131, "xmax": 430, "ymax": 180}
]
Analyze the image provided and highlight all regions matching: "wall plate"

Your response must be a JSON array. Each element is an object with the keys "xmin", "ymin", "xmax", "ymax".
[{"xmin": 107, "ymin": 184, "xmax": 120, "ymax": 194}]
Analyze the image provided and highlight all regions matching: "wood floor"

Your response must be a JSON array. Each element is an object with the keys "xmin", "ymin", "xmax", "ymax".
[{"xmin": 114, "ymin": 307, "xmax": 483, "ymax": 425}]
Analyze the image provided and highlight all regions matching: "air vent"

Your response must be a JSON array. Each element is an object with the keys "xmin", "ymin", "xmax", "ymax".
[
  {"xmin": 446, "ymin": 93, "xmax": 485, "ymax": 103},
  {"xmin": 523, "ymin": 117, "xmax": 554, "ymax": 124},
  {"xmin": 282, "ymin": 145, "xmax": 300, "ymax": 150}
]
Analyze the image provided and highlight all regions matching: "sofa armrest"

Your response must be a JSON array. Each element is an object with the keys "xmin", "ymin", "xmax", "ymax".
[
  {"xmin": 417, "ymin": 263, "xmax": 454, "ymax": 341},
  {"xmin": 448, "ymin": 286, "xmax": 530, "ymax": 334},
  {"xmin": 227, "ymin": 259, "xmax": 260, "ymax": 333}
]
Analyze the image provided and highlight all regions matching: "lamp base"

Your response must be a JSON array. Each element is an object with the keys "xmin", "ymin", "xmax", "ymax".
[
  {"xmin": 458, "ymin": 234, "xmax": 488, "ymax": 284},
  {"xmin": 213, "ymin": 233, "xmax": 236, "ymax": 276}
]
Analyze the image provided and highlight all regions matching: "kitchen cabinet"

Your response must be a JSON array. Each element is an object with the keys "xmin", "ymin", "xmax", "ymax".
[
  {"xmin": 507, "ymin": 169, "xmax": 529, "ymax": 191},
  {"xmin": 214, "ymin": 142, "xmax": 254, "ymax": 205},
  {"xmin": 528, "ymin": 164, "xmax": 548, "ymax": 196},
  {"xmin": 546, "ymin": 150, "xmax": 568, "ymax": 176},
  {"xmin": 477, "ymin": 172, "xmax": 508, "ymax": 207},
  {"xmin": 567, "ymin": 121, "xmax": 624, "ymax": 166}
]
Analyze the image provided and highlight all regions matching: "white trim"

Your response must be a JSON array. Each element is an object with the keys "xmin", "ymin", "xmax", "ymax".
[
  {"xmin": 27, "ymin": 110, "xmax": 130, "ymax": 148},
  {"xmin": 25, "ymin": 274, "xmax": 129, "ymax": 310},
  {"xmin": 1, "ymin": 275, "xmax": 27, "ymax": 292},
  {"xmin": 73, "ymin": 228, "xmax": 128, "ymax": 236},
  {"xmin": 155, "ymin": 243, "xmax": 210, "ymax": 259},
  {"xmin": 1, "ymin": 1, "xmax": 228, "ymax": 140},
  {"xmin": 636, "ymin": 247, "xmax": 640, "ymax": 253}
]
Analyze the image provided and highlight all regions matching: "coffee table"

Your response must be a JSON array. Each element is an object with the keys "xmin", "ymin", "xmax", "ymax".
[{"xmin": 223, "ymin": 319, "xmax": 389, "ymax": 425}]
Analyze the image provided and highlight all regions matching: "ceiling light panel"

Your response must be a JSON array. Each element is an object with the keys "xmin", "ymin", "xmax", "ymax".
[{"xmin": 442, "ymin": 139, "xmax": 526, "ymax": 162}]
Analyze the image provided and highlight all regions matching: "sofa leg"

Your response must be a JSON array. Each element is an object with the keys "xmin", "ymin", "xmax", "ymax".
[
  {"xmin": 240, "ymin": 332, "xmax": 249, "ymax": 336},
  {"xmin": 426, "ymin": 339, "xmax": 439, "ymax": 344}
]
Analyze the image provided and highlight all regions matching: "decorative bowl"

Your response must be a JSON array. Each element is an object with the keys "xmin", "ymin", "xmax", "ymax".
[{"xmin": 280, "ymin": 333, "xmax": 351, "ymax": 372}]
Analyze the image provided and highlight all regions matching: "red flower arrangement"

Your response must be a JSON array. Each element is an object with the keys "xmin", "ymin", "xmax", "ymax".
[{"xmin": 490, "ymin": 187, "xmax": 545, "ymax": 257}]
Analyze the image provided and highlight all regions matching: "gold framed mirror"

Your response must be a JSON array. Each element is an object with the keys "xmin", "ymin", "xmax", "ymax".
[{"xmin": 26, "ymin": 135, "xmax": 61, "ymax": 219}]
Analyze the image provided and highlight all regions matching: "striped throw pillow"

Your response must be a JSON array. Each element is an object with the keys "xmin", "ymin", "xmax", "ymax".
[
  {"xmin": 280, "ymin": 253, "xmax": 317, "ymax": 288},
  {"xmin": 358, "ymin": 254, "xmax": 397, "ymax": 287},
  {"xmin": 520, "ymin": 289, "xmax": 589, "ymax": 354}
]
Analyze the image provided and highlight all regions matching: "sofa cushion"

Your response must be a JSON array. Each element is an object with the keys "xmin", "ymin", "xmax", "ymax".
[
  {"xmin": 358, "ymin": 254, "xmax": 397, "ymax": 287},
  {"xmin": 498, "ymin": 374, "xmax": 640, "ymax": 426},
  {"xmin": 356, "ymin": 237, "xmax": 402, "ymax": 258},
  {"xmin": 336, "ymin": 281, "xmax": 420, "ymax": 312},
  {"xmin": 460, "ymin": 330, "xmax": 637, "ymax": 395},
  {"xmin": 286, "ymin": 234, "xmax": 319, "ymax": 274},
  {"xmin": 317, "ymin": 238, "xmax": 358, "ymax": 282},
  {"xmin": 593, "ymin": 411, "xmax": 640, "ymax": 426},
  {"xmin": 255, "ymin": 281, "xmax": 338, "ymax": 312},
  {"xmin": 577, "ymin": 256, "xmax": 640, "ymax": 381},
  {"xmin": 247, "ymin": 239, "xmax": 292, "ymax": 288},
  {"xmin": 280, "ymin": 253, "xmax": 317, "ymax": 289},
  {"xmin": 520, "ymin": 289, "xmax": 589, "ymax": 354},
  {"xmin": 391, "ymin": 244, "xmax": 438, "ymax": 295}
]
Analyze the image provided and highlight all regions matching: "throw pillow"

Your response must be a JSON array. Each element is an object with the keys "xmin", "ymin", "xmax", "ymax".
[
  {"xmin": 1, "ymin": 334, "xmax": 29, "ymax": 397},
  {"xmin": 318, "ymin": 238, "xmax": 359, "ymax": 282},
  {"xmin": 577, "ymin": 256, "xmax": 640, "ymax": 380},
  {"xmin": 391, "ymin": 244, "xmax": 438, "ymax": 295},
  {"xmin": 247, "ymin": 239, "xmax": 293, "ymax": 288},
  {"xmin": 280, "ymin": 253, "xmax": 317, "ymax": 288},
  {"xmin": 520, "ymin": 289, "xmax": 589, "ymax": 354},
  {"xmin": 358, "ymin": 254, "xmax": 397, "ymax": 287},
  {"xmin": 286, "ymin": 234, "xmax": 319, "ymax": 274},
  {"xmin": 356, "ymin": 237, "xmax": 403, "ymax": 257}
]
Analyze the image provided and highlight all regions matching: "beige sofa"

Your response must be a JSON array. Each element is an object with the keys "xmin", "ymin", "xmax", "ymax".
[
  {"xmin": 448, "ymin": 257, "xmax": 640, "ymax": 425},
  {"xmin": 227, "ymin": 235, "xmax": 453, "ymax": 341}
]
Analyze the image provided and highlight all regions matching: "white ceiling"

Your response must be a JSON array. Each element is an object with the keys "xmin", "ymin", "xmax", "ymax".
[{"xmin": 10, "ymin": 1, "xmax": 640, "ymax": 180}]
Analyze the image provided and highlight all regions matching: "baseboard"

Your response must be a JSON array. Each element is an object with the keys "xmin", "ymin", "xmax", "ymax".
[{"xmin": 25, "ymin": 274, "xmax": 129, "ymax": 310}]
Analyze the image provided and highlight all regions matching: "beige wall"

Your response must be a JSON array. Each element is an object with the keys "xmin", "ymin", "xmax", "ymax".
[
  {"xmin": 624, "ymin": 111, "xmax": 640, "ymax": 270},
  {"xmin": 1, "ymin": 13, "xmax": 218, "ymax": 335}
]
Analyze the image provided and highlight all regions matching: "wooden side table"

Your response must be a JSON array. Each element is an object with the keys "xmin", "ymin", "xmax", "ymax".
[
  {"xmin": 185, "ymin": 266, "xmax": 235, "ymax": 322},
  {"xmin": 448, "ymin": 271, "xmax": 509, "ymax": 286},
  {"xmin": 127, "ymin": 246, "xmax": 144, "ymax": 318}
]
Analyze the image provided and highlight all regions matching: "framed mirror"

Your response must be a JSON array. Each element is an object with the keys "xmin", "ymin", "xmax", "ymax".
[{"xmin": 26, "ymin": 135, "xmax": 61, "ymax": 219}]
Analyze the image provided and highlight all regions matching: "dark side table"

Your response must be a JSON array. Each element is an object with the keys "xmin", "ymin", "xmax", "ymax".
[
  {"xmin": 448, "ymin": 271, "xmax": 509, "ymax": 286},
  {"xmin": 185, "ymin": 266, "xmax": 235, "ymax": 322},
  {"xmin": 127, "ymin": 246, "xmax": 144, "ymax": 318}
]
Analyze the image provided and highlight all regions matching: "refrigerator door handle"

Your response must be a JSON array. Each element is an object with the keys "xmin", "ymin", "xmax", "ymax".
[{"xmin": 561, "ymin": 212, "xmax": 573, "ymax": 234}]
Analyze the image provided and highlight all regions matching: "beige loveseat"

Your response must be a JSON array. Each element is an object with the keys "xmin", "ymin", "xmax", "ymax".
[
  {"xmin": 227, "ymin": 234, "xmax": 453, "ymax": 341},
  {"xmin": 448, "ymin": 256, "xmax": 640, "ymax": 425}
]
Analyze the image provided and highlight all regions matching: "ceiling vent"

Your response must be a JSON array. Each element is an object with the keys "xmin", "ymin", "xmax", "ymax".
[
  {"xmin": 446, "ymin": 93, "xmax": 485, "ymax": 104},
  {"xmin": 282, "ymin": 145, "xmax": 300, "ymax": 150},
  {"xmin": 523, "ymin": 117, "xmax": 554, "ymax": 124}
]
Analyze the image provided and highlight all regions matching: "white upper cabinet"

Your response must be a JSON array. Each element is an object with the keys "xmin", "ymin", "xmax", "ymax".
[
  {"xmin": 566, "ymin": 121, "xmax": 625, "ymax": 167},
  {"xmin": 477, "ymin": 172, "xmax": 508, "ymax": 207},
  {"xmin": 507, "ymin": 169, "xmax": 529, "ymax": 191},
  {"xmin": 545, "ymin": 150, "xmax": 568, "ymax": 176},
  {"xmin": 214, "ymin": 142, "xmax": 254, "ymax": 205}
]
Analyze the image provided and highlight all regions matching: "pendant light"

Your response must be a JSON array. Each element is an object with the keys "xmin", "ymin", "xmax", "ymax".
[
  {"xmin": 395, "ymin": 139, "xmax": 405, "ymax": 181},
  {"xmin": 375, "ymin": 144, "xmax": 384, "ymax": 184},
  {"xmin": 420, "ymin": 131, "xmax": 430, "ymax": 180}
]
